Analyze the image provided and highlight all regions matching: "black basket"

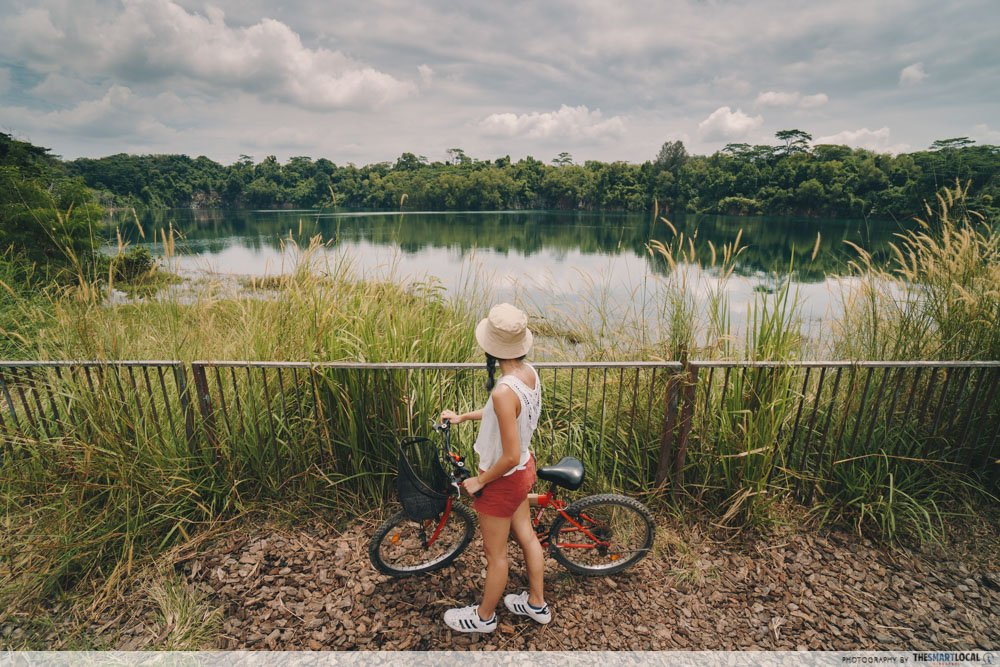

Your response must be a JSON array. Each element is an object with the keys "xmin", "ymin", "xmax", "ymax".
[{"xmin": 396, "ymin": 436, "xmax": 449, "ymax": 521}]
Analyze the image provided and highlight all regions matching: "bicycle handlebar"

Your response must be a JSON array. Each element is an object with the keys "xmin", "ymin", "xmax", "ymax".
[{"xmin": 433, "ymin": 419, "xmax": 482, "ymax": 498}]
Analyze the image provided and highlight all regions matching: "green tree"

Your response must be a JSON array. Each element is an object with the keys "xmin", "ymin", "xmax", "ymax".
[
  {"xmin": 446, "ymin": 148, "xmax": 471, "ymax": 165},
  {"xmin": 552, "ymin": 152, "xmax": 574, "ymax": 166},
  {"xmin": 246, "ymin": 177, "xmax": 281, "ymax": 208},
  {"xmin": 930, "ymin": 137, "xmax": 975, "ymax": 151},
  {"xmin": 795, "ymin": 178, "xmax": 826, "ymax": 212},
  {"xmin": 1, "ymin": 166, "xmax": 104, "ymax": 270},
  {"xmin": 775, "ymin": 129, "xmax": 813, "ymax": 155},
  {"xmin": 654, "ymin": 140, "xmax": 688, "ymax": 173},
  {"xmin": 540, "ymin": 165, "xmax": 592, "ymax": 208},
  {"xmin": 394, "ymin": 152, "xmax": 425, "ymax": 171}
]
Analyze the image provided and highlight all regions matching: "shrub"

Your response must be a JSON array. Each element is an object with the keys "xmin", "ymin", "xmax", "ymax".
[{"xmin": 0, "ymin": 166, "xmax": 105, "ymax": 276}]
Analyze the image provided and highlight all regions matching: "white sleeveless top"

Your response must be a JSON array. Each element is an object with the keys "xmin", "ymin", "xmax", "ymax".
[{"xmin": 473, "ymin": 365, "xmax": 542, "ymax": 476}]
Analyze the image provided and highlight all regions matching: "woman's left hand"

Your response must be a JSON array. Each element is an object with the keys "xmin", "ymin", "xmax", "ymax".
[{"xmin": 462, "ymin": 476, "xmax": 484, "ymax": 496}]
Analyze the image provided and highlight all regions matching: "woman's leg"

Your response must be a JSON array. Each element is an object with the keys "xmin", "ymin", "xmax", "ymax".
[
  {"xmin": 477, "ymin": 512, "xmax": 512, "ymax": 619},
  {"xmin": 509, "ymin": 499, "xmax": 545, "ymax": 606}
]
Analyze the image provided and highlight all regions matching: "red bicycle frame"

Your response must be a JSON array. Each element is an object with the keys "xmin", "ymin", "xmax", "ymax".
[
  {"xmin": 531, "ymin": 488, "xmax": 611, "ymax": 550},
  {"xmin": 424, "ymin": 496, "xmax": 455, "ymax": 547}
]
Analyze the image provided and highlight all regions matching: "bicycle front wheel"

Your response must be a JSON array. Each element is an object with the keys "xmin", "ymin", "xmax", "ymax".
[
  {"xmin": 548, "ymin": 494, "xmax": 655, "ymax": 576},
  {"xmin": 368, "ymin": 502, "xmax": 476, "ymax": 577}
]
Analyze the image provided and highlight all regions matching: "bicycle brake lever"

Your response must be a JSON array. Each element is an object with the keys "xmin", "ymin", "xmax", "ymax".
[
  {"xmin": 451, "ymin": 474, "xmax": 483, "ymax": 498},
  {"xmin": 460, "ymin": 485, "xmax": 483, "ymax": 499},
  {"xmin": 450, "ymin": 457, "xmax": 483, "ymax": 497}
]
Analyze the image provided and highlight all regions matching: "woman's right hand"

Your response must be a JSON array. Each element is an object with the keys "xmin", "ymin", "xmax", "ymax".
[{"xmin": 440, "ymin": 409, "xmax": 463, "ymax": 425}]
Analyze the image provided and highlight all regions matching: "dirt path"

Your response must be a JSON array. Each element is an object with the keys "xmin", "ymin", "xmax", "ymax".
[{"xmin": 134, "ymin": 514, "xmax": 1000, "ymax": 651}]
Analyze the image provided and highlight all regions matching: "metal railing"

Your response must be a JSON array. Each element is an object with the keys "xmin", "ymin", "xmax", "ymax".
[
  {"xmin": 2, "ymin": 359, "xmax": 998, "ymax": 496},
  {"xmin": 677, "ymin": 361, "xmax": 1000, "ymax": 499},
  {"xmin": 0, "ymin": 360, "xmax": 193, "ymax": 445},
  {"xmin": 185, "ymin": 360, "xmax": 685, "ymax": 488}
]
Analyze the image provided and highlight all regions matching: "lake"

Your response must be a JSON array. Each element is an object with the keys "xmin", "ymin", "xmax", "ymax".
[{"xmin": 109, "ymin": 209, "xmax": 912, "ymax": 347}]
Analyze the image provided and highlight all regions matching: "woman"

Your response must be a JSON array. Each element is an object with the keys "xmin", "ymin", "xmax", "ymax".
[{"xmin": 439, "ymin": 303, "xmax": 550, "ymax": 633}]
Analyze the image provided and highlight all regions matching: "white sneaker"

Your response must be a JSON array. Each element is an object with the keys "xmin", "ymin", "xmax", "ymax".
[
  {"xmin": 504, "ymin": 591, "xmax": 552, "ymax": 625},
  {"xmin": 444, "ymin": 605, "xmax": 498, "ymax": 633}
]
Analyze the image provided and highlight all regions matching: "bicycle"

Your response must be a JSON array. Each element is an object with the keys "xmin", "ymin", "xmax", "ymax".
[{"xmin": 368, "ymin": 420, "xmax": 656, "ymax": 577}]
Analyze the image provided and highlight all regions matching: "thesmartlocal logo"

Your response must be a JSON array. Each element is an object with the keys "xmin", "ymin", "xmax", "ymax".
[{"xmin": 912, "ymin": 653, "xmax": 992, "ymax": 665}]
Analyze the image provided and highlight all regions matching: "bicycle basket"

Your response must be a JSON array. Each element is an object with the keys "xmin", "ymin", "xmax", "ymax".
[{"xmin": 396, "ymin": 436, "xmax": 450, "ymax": 521}]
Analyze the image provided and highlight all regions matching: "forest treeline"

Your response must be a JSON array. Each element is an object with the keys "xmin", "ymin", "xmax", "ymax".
[
  {"xmin": 64, "ymin": 131, "xmax": 999, "ymax": 219},
  {"xmin": 3, "ymin": 130, "xmax": 999, "ymax": 221}
]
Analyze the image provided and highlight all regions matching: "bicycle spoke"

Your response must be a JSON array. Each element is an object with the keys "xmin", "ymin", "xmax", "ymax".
[
  {"xmin": 549, "ymin": 495, "xmax": 654, "ymax": 574},
  {"xmin": 370, "ymin": 504, "xmax": 475, "ymax": 576}
]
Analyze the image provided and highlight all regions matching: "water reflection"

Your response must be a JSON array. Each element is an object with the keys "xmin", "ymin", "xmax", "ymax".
[
  {"xmin": 113, "ymin": 209, "xmax": 906, "ymax": 278},
  {"xmin": 107, "ymin": 209, "xmax": 910, "ymax": 345}
]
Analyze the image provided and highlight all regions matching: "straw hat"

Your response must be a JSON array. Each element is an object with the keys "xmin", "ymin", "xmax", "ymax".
[{"xmin": 475, "ymin": 303, "xmax": 533, "ymax": 359}]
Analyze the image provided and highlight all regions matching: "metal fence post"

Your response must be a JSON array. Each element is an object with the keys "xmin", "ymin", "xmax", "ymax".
[
  {"xmin": 190, "ymin": 362, "xmax": 220, "ymax": 467},
  {"xmin": 655, "ymin": 371, "xmax": 682, "ymax": 488},
  {"xmin": 671, "ymin": 363, "xmax": 699, "ymax": 498},
  {"xmin": 174, "ymin": 363, "xmax": 196, "ymax": 449}
]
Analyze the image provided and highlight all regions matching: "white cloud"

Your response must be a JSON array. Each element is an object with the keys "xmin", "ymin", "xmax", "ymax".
[
  {"xmin": 972, "ymin": 124, "xmax": 1000, "ymax": 144},
  {"xmin": 755, "ymin": 91, "xmax": 828, "ymax": 109},
  {"xmin": 815, "ymin": 127, "xmax": 910, "ymax": 153},
  {"xmin": 899, "ymin": 62, "xmax": 927, "ymax": 86},
  {"xmin": 0, "ymin": 68, "xmax": 10, "ymax": 95},
  {"xmin": 0, "ymin": 0, "xmax": 416, "ymax": 112},
  {"xmin": 29, "ymin": 73, "xmax": 103, "ymax": 103},
  {"xmin": 251, "ymin": 126, "xmax": 316, "ymax": 150},
  {"xmin": 0, "ymin": 85, "xmax": 178, "ymax": 140},
  {"xmin": 799, "ymin": 94, "xmax": 829, "ymax": 109},
  {"xmin": 480, "ymin": 105, "xmax": 626, "ymax": 141},
  {"xmin": 33, "ymin": 85, "xmax": 138, "ymax": 132},
  {"xmin": 418, "ymin": 64, "xmax": 434, "ymax": 86},
  {"xmin": 755, "ymin": 91, "xmax": 799, "ymax": 107},
  {"xmin": 697, "ymin": 106, "xmax": 764, "ymax": 140},
  {"xmin": 711, "ymin": 76, "xmax": 752, "ymax": 96},
  {"xmin": 2, "ymin": 8, "xmax": 64, "ymax": 59}
]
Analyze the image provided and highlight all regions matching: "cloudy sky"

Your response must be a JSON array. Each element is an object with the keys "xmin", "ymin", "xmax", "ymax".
[{"xmin": 1, "ymin": 0, "xmax": 998, "ymax": 166}]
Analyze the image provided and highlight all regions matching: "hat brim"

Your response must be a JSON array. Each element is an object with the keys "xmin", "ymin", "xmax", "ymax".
[{"xmin": 475, "ymin": 317, "xmax": 533, "ymax": 359}]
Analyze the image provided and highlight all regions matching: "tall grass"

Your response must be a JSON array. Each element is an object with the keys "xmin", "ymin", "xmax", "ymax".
[
  {"xmin": 546, "ymin": 220, "xmax": 749, "ymax": 362},
  {"xmin": 800, "ymin": 182, "xmax": 1000, "ymax": 541},
  {"xmin": 809, "ymin": 450, "xmax": 948, "ymax": 545},
  {"xmin": 639, "ymin": 198, "xmax": 997, "ymax": 535},
  {"xmin": 642, "ymin": 221, "xmax": 807, "ymax": 526},
  {"xmin": 35, "ymin": 232, "xmax": 484, "ymax": 363},
  {"xmin": 834, "ymin": 181, "xmax": 1000, "ymax": 360},
  {"xmin": 0, "ymin": 249, "xmax": 47, "ymax": 358}
]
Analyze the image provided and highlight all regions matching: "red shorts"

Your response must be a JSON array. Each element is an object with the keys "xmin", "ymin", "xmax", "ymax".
[{"xmin": 472, "ymin": 454, "xmax": 536, "ymax": 519}]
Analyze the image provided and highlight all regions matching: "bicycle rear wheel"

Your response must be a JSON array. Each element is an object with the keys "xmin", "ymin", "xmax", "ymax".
[
  {"xmin": 548, "ymin": 493, "xmax": 655, "ymax": 576},
  {"xmin": 368, "ymin": 502, "xmax": 476, "ymax": 577}
]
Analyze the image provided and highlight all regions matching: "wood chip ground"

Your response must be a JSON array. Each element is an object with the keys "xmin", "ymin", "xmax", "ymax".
[{"xmin": 163, "ymin": 516, "xmax": 1000, "ymax": 650}]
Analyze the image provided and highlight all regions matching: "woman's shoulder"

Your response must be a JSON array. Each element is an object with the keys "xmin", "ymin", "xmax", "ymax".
[
  {"xmin": 490, "ymin": 384, "xmax": 520, "ymax": 413},
  {"xmin": 490, "ymin": 381, "xmax": 518, "ymax": 396},
  {"xmin": 500, "ymin": 365, "xmax": 539, "ymax": 391}
]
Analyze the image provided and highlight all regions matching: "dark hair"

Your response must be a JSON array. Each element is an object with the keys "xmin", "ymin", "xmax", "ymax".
[
  {"xmin": 485, "ymin": 354, "xmax": 498, "ymax": 391},
  {"xmin": 485, "ymin": 353, "xmax": 527, "ymax": 392}
]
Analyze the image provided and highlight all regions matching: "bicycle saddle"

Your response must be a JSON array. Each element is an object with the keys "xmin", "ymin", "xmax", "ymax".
[{"xmin": 536, "ymin": 456, "xmax": 584, "ymax": 491}]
